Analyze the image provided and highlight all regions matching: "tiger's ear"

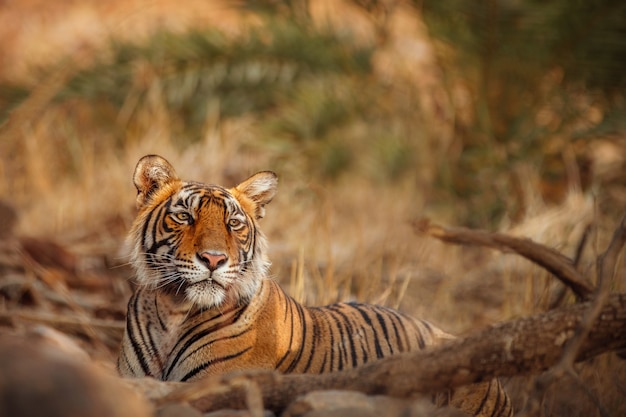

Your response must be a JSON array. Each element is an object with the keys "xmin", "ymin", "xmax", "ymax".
[
  {"xmin": 133, "ymin": 155, "xmax": 180, "ymax": 208},
  {"xmin": 235, "ymin": 171, "xmax": 278, "ymax": 219}
]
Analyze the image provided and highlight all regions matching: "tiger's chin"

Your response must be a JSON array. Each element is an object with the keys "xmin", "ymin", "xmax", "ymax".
[
  {"xmin": 184, "ymin": 279, "xmax": 259, "ymax": 309},
  {"xmin": 181, "ymin": 280, "xmax": 226, "ymax": 309}
]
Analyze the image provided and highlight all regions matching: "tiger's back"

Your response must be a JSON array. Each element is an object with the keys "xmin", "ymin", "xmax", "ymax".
[
  {"xmin": 119, "ymin": 278, "xmax": 445, "ymax": 380},
  {"xmin": 118, "ymin": 155, "xmax": 512, "ymax": 417}
]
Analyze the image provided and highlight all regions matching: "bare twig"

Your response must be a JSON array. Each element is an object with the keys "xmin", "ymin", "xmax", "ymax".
[
  {"xmin": 559, "ymin": 213, "xmax": 626, "ymax": 368},
  {"xmin": 548, "ymin": 223, "xmax": 593, "ymax": 309},
  {"xmin": 413, "ymin": 219, "xmax": 595, "ymax": 300}
]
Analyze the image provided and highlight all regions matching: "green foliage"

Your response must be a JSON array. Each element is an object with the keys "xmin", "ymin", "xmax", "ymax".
[
  {"xmin": 419, "ymin": 0, "xmax": 626, "ymax": 93},
  {"xmin": 0, "ymin": 84, "xmax": 29, "ymax": 119},
  {"xmin": 415, "ymin": 0, "xmax": 626, "ymax": 225},
  {"xmin": 55, "ymin": 21, "xmax": 372, "ymax": 141},
  {"xmin": 1, "ymin": 15, "xmax": 419, "ymax": 184}
]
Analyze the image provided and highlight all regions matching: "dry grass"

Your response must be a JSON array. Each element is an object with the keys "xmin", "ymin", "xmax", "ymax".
[{"xmin": 1, "ymin": 1, "xmax": 625, "ymax": 416}]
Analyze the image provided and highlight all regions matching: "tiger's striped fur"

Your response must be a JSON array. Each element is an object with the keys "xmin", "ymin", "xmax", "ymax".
[{"xmin": 118, "ymin": 155, "xmax": 512, "ymax": 417}]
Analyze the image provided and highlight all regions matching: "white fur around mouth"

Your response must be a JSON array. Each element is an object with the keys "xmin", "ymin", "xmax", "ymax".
[
  {"xmin": 185, "ymin": 280, "xmax": 227, "ymax": 308},
  {"xmin": 192, "ymin": 277, "xmax": 225, "ymax": 288}
]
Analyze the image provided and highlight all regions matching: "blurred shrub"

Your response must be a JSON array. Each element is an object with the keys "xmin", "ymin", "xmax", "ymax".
[
  {"xmin": 413, "ymin": 0, "xmax": 626, "ymax": 225},
  {"xmin": 0, "ymin": 8, "xmax": 439, "ymax": 188},
  {"xmin": 59, "ymin": 22, "xmax": 371, "ymax": 141},
  {"xmin": 2, "ymin": 1, "xmax": 624, "ymax": 227}
]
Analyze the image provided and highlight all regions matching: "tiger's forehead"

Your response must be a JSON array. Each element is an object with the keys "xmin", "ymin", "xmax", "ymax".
[{"xmin": 170, "ymin": 182, "xmax": 239, "ymax": 211}]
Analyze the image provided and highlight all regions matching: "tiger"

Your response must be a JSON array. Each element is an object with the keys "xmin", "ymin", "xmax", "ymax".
[{"xmin": 118, "ymin": 155, "xmax": 513, "ymax": 417}]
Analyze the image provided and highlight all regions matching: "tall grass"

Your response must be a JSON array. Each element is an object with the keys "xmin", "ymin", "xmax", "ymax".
[{"xmin": 0, "ymin": 0, "xmax": 623, "ymax": 336}]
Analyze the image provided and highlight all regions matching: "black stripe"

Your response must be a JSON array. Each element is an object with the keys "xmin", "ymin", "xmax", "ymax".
[
  {"xmin": 126, "ymin": 292, "xmax": 151, "ymax": 376},
  {"xmin": 319, "ymin": 351, "xmax": 328, "ymax": 374},
  {"xmin": 326, "ymin": 308, "xmax": 347, "ymax": 371},
  {"xmin": 422, "ymin": 319, "xmax": 434, "ymax": 332},
  {"xmin": 155, "ymin": 297, "xmax": 167, "ymax": 331},
  {"xmin": 168, "ymin": 304, "xmax": 241, "ymax": 356},
  {"xmin": 327, "ymin": 305, "xmax": 358, "ymax": 368},
  {"xmin": 232, "ymin": 304, "xmax": 248, "ymax": 322},
  {"xmin": 492, "ymin": 381, "xmax": 506, "ymax": 417},
  {"xmin": 282, "ymin": 289, "xmax": 291, "ymax": 322},
  {"xmin": 275, "ymin": 297, "xmax": 296, "ymax": 370},
  {"xmin": 404, "ymin": 317, "xmax": 427, "ymax": 349},
  {"xmin": 301, "ymin": 312, "xmax": 320, "ymax": 373},
  {"xmin": 285, "ymin": 302, "xmax": 307, "ymax": 372},
  {"xmin": 140, "ymin": 205, "xmax": 157, "ymax": 251},
  {"xmin": 313, "ymin": 309, "xmax": 334, "ymax": 373},
  {"xmin": 475, "ymin": 380, "xmax": 494, "ymax": 416},
  {"xmin": 180, "ymin": 346, "xmax": 253, "ymax": 382},
  {"xmin": 385, "ymin": 309, "xmax": 406, "ymax": 352},
  {"xmin": 175, "ymin": 328, "xmax": 253, "ymax": 374},
  {"xmin": 349, "ymin": 303, "xmax": 384, "ymax": 360},
  {"xmin": 118, "ymin": 346, "xmax": 131, "ymax": 373},
  {"xmin": 501, "ymin": 383, "xmax": 512, "ymax": 416},
  {"xmin": 372, "ymin": 306, "xmax": 394, "ymax": 354},
  {"xmin": 163, "ymin": 306, "xmax": 243, "ymax": 379},
  {"xmin": 356, "ymin": 322, "xmax": 370, "ymax": 364},
  {"xmin": 133, "ymin": 292, "xmax": 160, "ymax": 364},
  {"xmin": 394, "ymin": 315, "xmax": 412, "ymax": 351},
  {"xmin": 145, "ymin": 322, "xmax": 162, "ymax": 369},
  {"xmin": 160, "ymin": 200, "xmax": 174, "ymax": 233}
]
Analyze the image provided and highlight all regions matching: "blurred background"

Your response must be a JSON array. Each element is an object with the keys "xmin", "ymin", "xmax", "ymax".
[{"xmin": 0, "ymin": 0, "xmax": 625, "ymax": 414}]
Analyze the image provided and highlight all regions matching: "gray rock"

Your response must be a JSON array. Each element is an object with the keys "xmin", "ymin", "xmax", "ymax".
[
  {"xmin": 204, "ymin": 409, "xmax": 276, "ymax": 417},
  {"xmin": 157, "ymin": 403, "xmax": 203, "ymax": 417},
  {"xmin": 282, "ymin": 390, "xmax": 422, "ymax": 417}
]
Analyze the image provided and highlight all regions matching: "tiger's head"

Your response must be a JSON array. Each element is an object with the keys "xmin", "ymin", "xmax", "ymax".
[{"xmin": 127, "ymin": 155, "xmax": 277, "ymax": 309}]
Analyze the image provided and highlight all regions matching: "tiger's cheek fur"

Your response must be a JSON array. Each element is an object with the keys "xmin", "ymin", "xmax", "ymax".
[{"xmin": 128, "ymin": 184, "xmax": 269, "ymax": 309}]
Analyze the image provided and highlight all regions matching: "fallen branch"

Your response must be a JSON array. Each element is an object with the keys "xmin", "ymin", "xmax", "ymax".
[
  {"xmin": 151, "ymin": 293, "xmax": 626, "ymax": 414},
  {"xmin": 3, "ymin": 310, "xmax": 125, "ymax": 333},
  {"xmin": 412, "ymin": 219, "xmax": 595, "ymax": 300}
]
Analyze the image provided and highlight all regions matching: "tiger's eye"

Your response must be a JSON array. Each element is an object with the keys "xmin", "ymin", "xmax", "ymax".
[
  {"xmin": 172, "ymin": 212, "xmax": 190, "ymax": 222},
  {"xmin": 228, "ymin": 218, "xmax": 242, "ymax": 229}
]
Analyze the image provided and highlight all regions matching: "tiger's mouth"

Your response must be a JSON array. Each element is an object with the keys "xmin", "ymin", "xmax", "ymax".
[
  {"xmin": 189, "ymin": 278, "xmax": 226, "ymax": 291},
  {"xmin": 159, "ymin": 276, "xmax": 226, "ymax": 299}
]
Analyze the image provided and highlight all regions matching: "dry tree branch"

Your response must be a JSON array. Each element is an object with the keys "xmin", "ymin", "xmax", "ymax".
[
  {"xmin": 412, "ymin": 219, "xmax": 595, "ymax": 300},
  {"xmin": 0, "ymin": 310, "xmax": 125, "ymax": 349},
  {"xmin": 520, "ymin": 214, "xmax": 626, "ymax": 417},
  {"xmin": 412, "ymin": 215, "xmax": 626, "ymax": 417},
  {"xmin": 2, "ymin": 310, "xmax": 125, "ymax": 332},
  {"xmin": 151, "ymin": 294, "xmax": 626, "ymax": 414}
]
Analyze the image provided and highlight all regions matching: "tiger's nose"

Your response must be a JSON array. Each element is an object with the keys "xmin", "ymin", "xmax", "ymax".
[{"xmin": 198, "ymin": 252, "xmax": 228, "ymax": 271}]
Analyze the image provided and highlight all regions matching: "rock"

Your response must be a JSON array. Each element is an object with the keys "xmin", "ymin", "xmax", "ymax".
[
  {"xmin": 157, "ymin": 402, "xmax": 204, "ymax": 417},
  {"xmin": 27, "ymin": 325, "xmax": 91, "ymax": 362},
  {"xmin": 0, "ymin": 335, "xmax": 152, "ymax": 417},
  {"xmin": 281, "ymin": 390, "xmax": 411, "ymax": 417},
  {"xmin": 282, "ymin": 390, "xmax": 376, "ymax": 417},
  {"xmin": 204, "ymin": 409, "xmax": 276, "ymax": 417},
  {"xmin": 281, "ymin": 390, "xmax": 468, "ymax": 417},
  {"xmin": 403, "ymin": 400, "xmax": 470, "ymax": 417}
]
